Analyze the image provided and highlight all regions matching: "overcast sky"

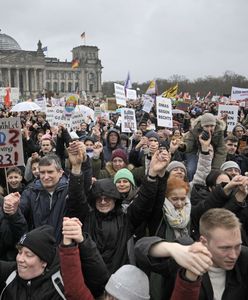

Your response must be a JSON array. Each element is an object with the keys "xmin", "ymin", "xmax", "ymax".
[{"xmin": 1, "ymin": 0, "xmax": 247, "ymax": 83}]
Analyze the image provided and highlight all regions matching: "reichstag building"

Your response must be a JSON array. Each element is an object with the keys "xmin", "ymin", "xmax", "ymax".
[{"xmin": 0, "ymin": 31, "xmax": 103, "ymax": 99}]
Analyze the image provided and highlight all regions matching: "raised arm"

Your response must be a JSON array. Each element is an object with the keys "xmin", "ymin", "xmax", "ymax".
[{"xmin": 66, "ymin": 141, "xmax": 90, "ymax": 223}]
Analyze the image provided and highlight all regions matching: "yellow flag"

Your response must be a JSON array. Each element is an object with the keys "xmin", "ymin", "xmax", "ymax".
[
  {"xmin": 146, "ymin": 80, "xmax": 157, "ymax": 95},
  {"xmin": 161, "ymin": 83, "xmax": 178, "ymax": 98}
]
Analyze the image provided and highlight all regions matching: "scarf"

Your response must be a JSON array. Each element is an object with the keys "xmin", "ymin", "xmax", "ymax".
[{"xmin": 163, "ymin": 196, "xmax": 191, "ymax": 239}]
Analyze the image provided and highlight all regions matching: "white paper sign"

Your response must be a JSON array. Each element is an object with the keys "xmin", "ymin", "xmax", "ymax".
[
  {"xmin": 0, "ymin": 117, "xmax": 24, "ymax": 167},
  {"xmin": 126, "ymin": 89, "xmax": 137, "ymax": 100},
  {"xmin": 34, "ymin": 97, "xmax": 47, "ymax": 113},
  {"xmin": 70, "ymin": 112, "xmax": 85, "ymax": 131},
  {"xmin": 231, "ymin": 86, "xmax": 248, "ymax": 101},
  {"xmin": 46, "ymin": 107, "xmax": 70, "ymax": 129},
  {"xmin": 156, "ymin": 97, "xmax": 173, "ymax": 128},
  {"xmin": 114, "ymin": 83, "xmax": 126, "ymax": 106},
  {"xmin": 217, "ymin": 105, "xmax": 239, "ymax": 132},
  {"xmin": 121, "ymin": 108, "xmax": 137, "ymax": 133},
  {"xmin": 142, "ymin": 94, "xmax": 154, "ymax": 113}
]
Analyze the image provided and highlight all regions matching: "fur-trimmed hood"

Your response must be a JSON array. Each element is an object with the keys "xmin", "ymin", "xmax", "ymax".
[
  {"xmin": 105, "ymin": 162, "xmax": 135, "ymax": 177},
  {"xmin": 191, "ymin": 115, "xmax": 226, "ymax": 132}
]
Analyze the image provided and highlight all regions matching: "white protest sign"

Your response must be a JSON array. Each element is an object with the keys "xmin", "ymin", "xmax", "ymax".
[
  {"xmin": 156, "ymin": 97, "xmax": 173, "ymax": 128},
  {"xmin": 114, "ymin": 83, "xmax": 126, "ymax": 106},
  {"xmin": 34, "ymin": 97, "xmax": 47, "ymax": 113},
  {"xmin": 70, "ymin": 111, "xmax": 85, "ymax": 131},
  {"xmin": 0, "ymin": 117, "xmax": 24, "ymax": 167},
  {"xmin": 121, "ymin": 108, "xmax": 137, "ymax": 133},
  {"xmin": 46, "ymin": 107, "xmax": 70, "ymax": 129},
  {"xmin": 94, "ymin": 106, "xmax": 101, "ymax": 120},
  {"xmin": 142, "ymin": 94, "xmax": 154, "ymax": 113},
  {"xmin": 116, "ymin": 116, "xmax": 122, "ymax": 127},
  {"xmin": 231, "ymin": 86, "xmax": 248, "ymax": 101},
  {"xmin": 126, "ymin": 89, "xmax": 137, "ymax": 100},
  {"xmin": 218, "ymin": 105, "xmax": 239, "ymax": 132},
  {"xmin": 76, "ymin": 105, "xmax": 94, "ymax": 124}
]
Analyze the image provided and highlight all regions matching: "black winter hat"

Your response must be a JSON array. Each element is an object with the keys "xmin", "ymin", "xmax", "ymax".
[{"xmin": 17, "ymin": 225, "xmax": 56, "ymax": 266}]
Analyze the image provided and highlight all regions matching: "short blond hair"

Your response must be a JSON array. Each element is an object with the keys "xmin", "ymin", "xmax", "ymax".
[{"xmin": 200, "ymin": 208, "xmax": 241, "ymax": 239}]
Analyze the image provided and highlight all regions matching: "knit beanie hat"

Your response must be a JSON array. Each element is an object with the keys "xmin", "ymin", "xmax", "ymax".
[
  {"xmin": 17, "ymin": 225, "xmax": 56, "ymax": 266},
  {"xmin": 145, "ymin": 131, "xmax": 159, "ymax": 141},
  {"xmin": 105, "ymin": 265, "xmax": 150, "ymax": 300},
  {"xmin": 220, "ymin": 161, "xmax": 241, "ymax": 173},
  {"xmin": 114, "ymin": 168, "xmax": 135, "ymax": 186},
  {"xmin": 200, "ymin": 113, "xmax": 216, "ymax": 127},
  {"xmin": 166, "ymin": 161, "xmax": 187, "ymax": 174},
  {"xmin": 111, "ymin": 149, "xmax": 128, "ymax": 165}
]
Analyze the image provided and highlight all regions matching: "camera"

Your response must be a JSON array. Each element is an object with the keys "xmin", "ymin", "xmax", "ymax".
[{"xmin": 201, "ymin": 130, "xmax": 210, "ymax": 141}]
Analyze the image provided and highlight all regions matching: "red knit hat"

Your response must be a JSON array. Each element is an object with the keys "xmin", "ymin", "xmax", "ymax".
[{"xmin": 111, "ymin": 149, "xmax": 128, "ymax": 165}]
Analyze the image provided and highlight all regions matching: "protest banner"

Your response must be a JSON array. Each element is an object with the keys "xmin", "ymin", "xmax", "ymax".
[
  {"xmin": 218, "ymin": 104, "xmax": 239, "ymax": 132},
  {"xmin": 126, "ymin": 89, "xmax": 137, "ymax": 100},
  {"xmin": 114, "ymin": 83, "xmax": 126, "ymax": 106},
  {"xmin": 121, "ymin": 108, "xmax": 137, "ymax": 133},
  {"xmin": 0, "ymin": 117, "xmax": 24, "ymax": 167},
  {"xmin": 231, "ymin": 87, "xmax": 248, "ymax": 101},
  {"xmin": 142, "ymin": 94, "xmax": 154, "ymax": 113},
  {"xmin": 156, "ymin": 97, "xmax": 173, "ymax": 128}
]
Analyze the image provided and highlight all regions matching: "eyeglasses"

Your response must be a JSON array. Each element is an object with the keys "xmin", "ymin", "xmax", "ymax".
[{"xmin": 96, "ymin": 196, "xmax": 113, "ymax": 203}]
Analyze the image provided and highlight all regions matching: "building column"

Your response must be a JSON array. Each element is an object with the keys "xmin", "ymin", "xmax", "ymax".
[
  {"xmin": 25, "ymin": 68, "xmax": 29, "ymax": 92},
  {"xmin": 0, "ymin": 69, "xmax": 2, "ymax": 87},
  {"xmin": 43, "ymin": 69, "xmax": 46, "ymax": 91},
  {"xmin": 16, "ymin": 69, "xmax": 20, "ymax": 88},
  {"xmin": 34, "ymin": 68, "xmax": 37, "ymax": 92},
  {"xmin": 8, "ymin": 68, "xmax": 11, "ymax": 87}
]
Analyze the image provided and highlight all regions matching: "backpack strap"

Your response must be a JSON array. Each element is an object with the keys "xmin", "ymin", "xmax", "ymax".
[
  {"xmin": 0, "ymin": 271, "xmax": 17, "ymax": 299},
  {"xmin": 51, "ymin": 270, "xmax": 66, "ymax": 300}
]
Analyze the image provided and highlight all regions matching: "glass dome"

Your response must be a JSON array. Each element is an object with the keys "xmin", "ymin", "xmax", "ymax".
[{"xmin": 0, "ymin": 33, "xmax": 22, "ymax": 51}]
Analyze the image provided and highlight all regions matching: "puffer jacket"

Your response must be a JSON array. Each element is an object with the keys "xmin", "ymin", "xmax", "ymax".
[
  {"xmin": 20, "ymin": 175, "xmax": 68, "ymax": 244},
  {"xmin": 184, "ymin": 116, "xmax": 226, "ymax": 169}
]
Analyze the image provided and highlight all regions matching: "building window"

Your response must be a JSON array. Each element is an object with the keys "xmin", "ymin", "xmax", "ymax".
[
  {"xmin": 53, "ymin": 82, "xmax": 58, "ymax": 92},
  {"xmin": 68, "ymin": 82, "xmax": 72, "ymax": 92},
  {"xmin": 68, "ymin": 72, "xmax": 72, "ymax": 80},
  {"xmin": 46, "ymin": 82, "xmax": 50, "ymax": 91},
  {"xmin": 61, "ymin": 72, "xmax": 65, "ymax": 80},
  {"xmin": 89, "ymin": 84, "xmax": 94, "ymax": 92},
  {"xmin": 61, "ymin": 82, "xmax": 65, "ymax": 92}
]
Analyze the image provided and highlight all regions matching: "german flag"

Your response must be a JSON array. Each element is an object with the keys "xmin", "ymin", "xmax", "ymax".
[
  {"xmin": 72, "ymin": 59, "xmax": 80, "ymax": 69},
  {"xmin": 161, "ymin": 83, "xmax": 178, "ymax": 98}
]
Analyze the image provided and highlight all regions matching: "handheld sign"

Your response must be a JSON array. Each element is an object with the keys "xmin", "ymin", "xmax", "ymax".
[
  {"xmin": 0, "ymin": 117, "xmax": 24, "ymax": 167},
  {"xmin": 156, "ymin": 97, "xmax": 173, "ymax": 128}
]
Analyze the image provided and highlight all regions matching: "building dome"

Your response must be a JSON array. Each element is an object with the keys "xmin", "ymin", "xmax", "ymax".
[{"xmin": 0, "ymin": 33, "xmax": 22, "ymax": 51}]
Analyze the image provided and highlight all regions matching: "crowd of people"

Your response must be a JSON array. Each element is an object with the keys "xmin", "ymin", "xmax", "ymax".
[{"xmin": 1, "ymin": 96, "xmax": 248, "ymax": 299}]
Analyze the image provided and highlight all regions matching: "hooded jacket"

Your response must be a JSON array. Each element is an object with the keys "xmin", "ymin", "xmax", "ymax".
[
  {"xmin": 184, "ymin": 116, "xmax": 226, "ymax": 169},
  {"xmin": 103, "ymin": 129, "xmax": 125, "ymax": 162},
  {"xmin": 66, "ymin": 173, "xmax": 159, "ymax": 274}
]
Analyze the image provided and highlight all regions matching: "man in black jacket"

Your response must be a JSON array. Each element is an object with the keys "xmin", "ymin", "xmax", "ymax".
[{"xmin": 135, "ymin": 208, "xmax": 248, "ymax": 300}]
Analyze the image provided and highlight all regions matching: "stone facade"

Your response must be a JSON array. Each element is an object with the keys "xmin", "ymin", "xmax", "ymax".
[{"xmin": 0, "ymin": 33, "xmax": 103, "ymax": 99}]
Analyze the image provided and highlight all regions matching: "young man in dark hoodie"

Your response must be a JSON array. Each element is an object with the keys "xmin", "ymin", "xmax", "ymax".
[{"xmin": 103, "ymin": 128, "xmax": 125, "ymax": 163}]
